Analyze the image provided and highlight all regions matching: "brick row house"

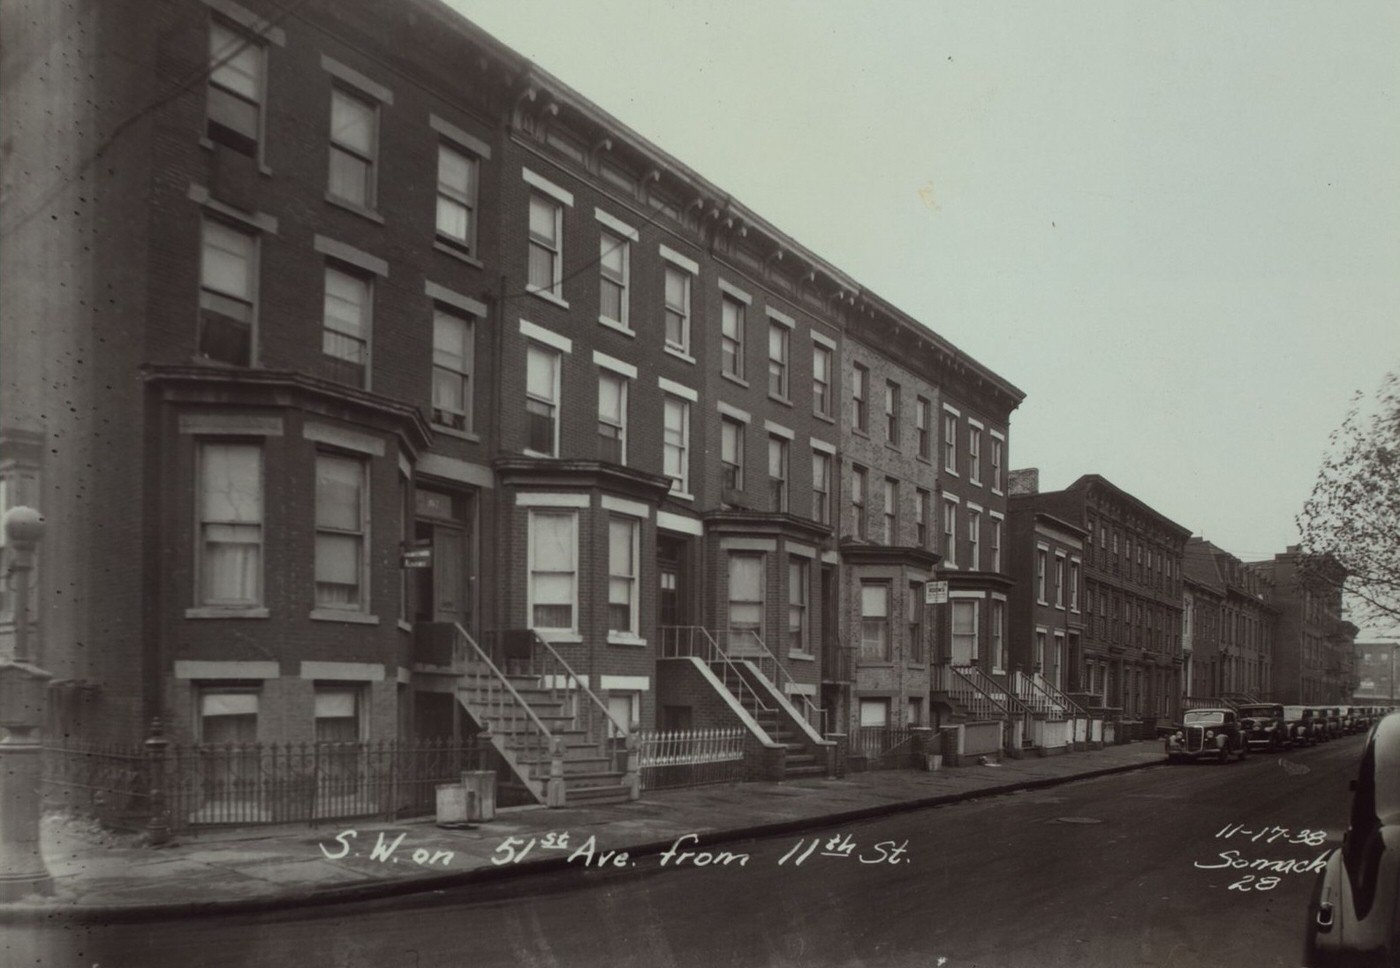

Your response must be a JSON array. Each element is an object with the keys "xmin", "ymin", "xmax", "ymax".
[
  {"xmin": 1247, "ymin": 548, "xmax": 1358, "ymax": 704},
  {"xmin": 1, "ymin": 0, "xmax": 1037, "ymax": 793},
  {"xmin": 1182, "ymin": 539, "xmax": 1276, "ymax": 701},
  {"xmin": 1, "ymin": 0, "xmax": 1361, "ymax": 817},
  {"xmin": 1007, "ymin": 472, "xmax": 1191, "ymax": 730}
]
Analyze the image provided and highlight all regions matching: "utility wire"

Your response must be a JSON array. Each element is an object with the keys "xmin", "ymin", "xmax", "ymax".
[{"xmin": 1, "ymin": 0, "xmax": 313, "ymax": 239}]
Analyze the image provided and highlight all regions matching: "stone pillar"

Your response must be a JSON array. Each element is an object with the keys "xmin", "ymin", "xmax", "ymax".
[{"xmin": 0, "ymin": 506, "xmax": 53, "ymax": 900}]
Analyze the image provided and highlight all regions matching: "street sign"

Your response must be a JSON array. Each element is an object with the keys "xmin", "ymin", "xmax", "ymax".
[
  {"xmin": 924, "ymin": 580, "xmax": 949, "ymax": 605},
  {"xmin": 400, "ymin": 540, "xmax": 432, "ymax": 569}
]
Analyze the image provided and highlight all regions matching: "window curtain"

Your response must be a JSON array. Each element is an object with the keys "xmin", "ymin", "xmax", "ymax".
[
  {"xmin": 201, "ymin": 444, "xmax": 261, "ymax": 604},
  {"xmin": 531, "ymin": 511, "xmax": 575, "ymax": 629}
]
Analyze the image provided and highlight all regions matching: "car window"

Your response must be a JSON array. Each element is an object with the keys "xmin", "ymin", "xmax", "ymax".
[{"xmin": 1184, "ymin": 711, "xmax": 1225, "ymax": 725}]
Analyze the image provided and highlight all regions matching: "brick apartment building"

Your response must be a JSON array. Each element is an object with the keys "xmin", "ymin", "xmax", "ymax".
[
  {"xmin": 1353, "ymin": 642, "xmax": 1400, "ymax": 707},
  {"xmin": 837, "ymin": 299, "xmax": 1019, "ymax": 737},
  {"xmin": 1182, "ymin": 538, "xmax": 1275, "ymax": 701},
  {"xmin": 1005, "ymin": 501, "xmax": 1086, "ymax": 693},
  {"xmin": 1247, "ymin": 548, "xmax": 1358, "ymax": 704},
  {"xmin": 1182, "ymin": 572, "xmax": 1223, "ymax": 703},
  {"xmin": 1007, "ymin": 472, "xmax": 1190, "ymax": 726},
  {"xmin": 1, "ymin": 0, "xmax": 1033, "ymax": 801}
]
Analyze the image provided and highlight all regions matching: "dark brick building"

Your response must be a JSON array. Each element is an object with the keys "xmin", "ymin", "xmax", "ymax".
[
  {"xmin": 1006, "ymin": 497, "xmax": 1086, "ymax": 693},
  {"xmin": 1007, "ymin": 472, "xmax": 1190, "ymax": 726},
  {"xmin": 1, "ymin": 0, "xmax": 1024, "ymax": 797},
  {"xmin": 1182, "ymin": 538, "xmax": 1275, "ymax": 701},
  {"xmin": 1247, "ymin": 548, "xmax": 1357, "ymax": 704}
]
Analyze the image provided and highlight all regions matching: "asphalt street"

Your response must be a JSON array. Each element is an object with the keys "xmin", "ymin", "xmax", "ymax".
[{"xmin": 21, "ymin": 735, "xmax": 1364, "ymax": 968}]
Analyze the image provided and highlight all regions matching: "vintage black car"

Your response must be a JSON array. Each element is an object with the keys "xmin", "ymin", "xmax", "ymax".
[
  {"xmin": 1304, "ymin": 711, "xmax": 1400, "ymax": 966},
  {"xmin": 1165, "ymin": 708, "xmax": 1247, "ymax": 763},
  {"xmin": 1238, "ymin": 703, "xmax": 1291, "ymax": 752},
  {"xmin": 1286, "ymin": 706, "xmax": 1323, "ymax": 746},
  {"xmin": 1309, "ymin": 707, "xmax": 1336, "ymax": 741},
  {"xmin": 1322, "ymin": 707, "xmax": 1344, "ymax": 740}
]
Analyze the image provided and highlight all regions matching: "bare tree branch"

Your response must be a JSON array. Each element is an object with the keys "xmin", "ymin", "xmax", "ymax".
[{"xmin": 1297, "ymin": 369, "xmax": 1400, "ymax": 629}]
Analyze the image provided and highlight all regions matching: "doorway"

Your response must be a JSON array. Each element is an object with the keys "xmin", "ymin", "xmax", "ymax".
[
  {"xmin": 657, "ymin": 534, "xmax": 692, "ymax": 653},
  {"xmin": 412, "ymin": 487, "xmax": 475, "ymax": 632}
]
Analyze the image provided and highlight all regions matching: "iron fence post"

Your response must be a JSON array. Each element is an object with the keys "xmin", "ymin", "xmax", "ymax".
[
  {"xmin": 622, "ymin": 732, "xmax": 640, "ymax": 800},
  {"xmin": 144, "ymin": 718, "xmax": 172, "ymax": 846},
  {"xmin": 545, "ymin": 736, "xmax": 566, "ymax": 807}
]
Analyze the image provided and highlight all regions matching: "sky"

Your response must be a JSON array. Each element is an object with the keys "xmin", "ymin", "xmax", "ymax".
[{"xmin": 447, "ymin": 1, "xmax": 1400, "ymax": 570}]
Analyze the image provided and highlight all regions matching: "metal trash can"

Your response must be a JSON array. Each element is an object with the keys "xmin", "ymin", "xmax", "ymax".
[
  {"xmin": 462, "ymin": 770, "xmax": 496, "ymax": 822},
  {"xmin": 436, "ymin": 783, "xmax": 468, "ymax": 824}
]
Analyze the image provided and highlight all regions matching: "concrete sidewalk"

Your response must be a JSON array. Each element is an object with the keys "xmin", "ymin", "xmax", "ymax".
[{"xmin": 2, "ymin": 742, "xmax": 1166, "ymax": 921}]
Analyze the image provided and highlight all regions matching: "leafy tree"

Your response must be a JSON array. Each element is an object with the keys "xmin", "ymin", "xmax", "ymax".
[{"xmin": 1297, "ymin": 370, "xmax": 1400, "ymax": 633}]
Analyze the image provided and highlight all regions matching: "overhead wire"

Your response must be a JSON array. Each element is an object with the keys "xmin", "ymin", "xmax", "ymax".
[{"xmin": 1, "ymin": 0, "xmax": 314, "ymax": 239}]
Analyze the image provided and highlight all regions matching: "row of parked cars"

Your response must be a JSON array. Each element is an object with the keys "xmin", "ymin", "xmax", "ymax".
[{"xmin": 1164, "ymin": 702, "xmax": 1390, "ymax": 763}]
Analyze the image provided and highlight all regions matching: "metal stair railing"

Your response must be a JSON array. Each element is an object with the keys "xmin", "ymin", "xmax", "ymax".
[
  {"xmin": 1012, "ymin": 670, "xmax": 1060, "ymax": 719},
  {"xmin": 933, "ymin": 664, "xmax": 1009, "ymax": 722},
  {"xmin": 721, "ymin": 628, "xmax": 826, "ymax": 733},
  {"xmin": 957, "ymin": 665, "xmax": 1033, "ymax": 719},
  {"xmin": 660, "ymin": 626, "xmax": 775, "ymax": 721},
  {"xmin": 1013, "ymin": 675, "xmax": 1064, "ymax": 717},
  {"xmin": 451, "ymin": 624, "xmax": 556, "ymax": 793},
  {"xmin": 526, "ymin": 630, "xmax": 632, "ymax": 758},
  {"xmin": 1032, "ymin": 673, "xmax": 1087, "ymax": 719}
]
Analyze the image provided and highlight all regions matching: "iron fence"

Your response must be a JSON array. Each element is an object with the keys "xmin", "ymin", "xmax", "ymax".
[
  {"xmin": 42, "ymin": 738, "xmax": 152, "ymax": 831},
  {"xmin": 44, "ymin": 736, "xmax": 486, "ymax": 832},
  {"xmin": 635, "ymin": 727, "xmax": 745, "ymax": 790},
  {"xmin": 854, "ymin": 725, "xmax": 917, "ymax": 769}
]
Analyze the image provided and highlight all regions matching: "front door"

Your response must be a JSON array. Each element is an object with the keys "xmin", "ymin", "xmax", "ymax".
[
  {"xmin": 412, "ymin": 487, "xmax": 475, "ymax": 633},
  {"xmin": 657, "ymin": 534, "xmax": 691, "ymax": 653}
]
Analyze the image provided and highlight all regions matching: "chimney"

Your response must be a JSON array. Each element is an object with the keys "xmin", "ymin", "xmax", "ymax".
[{"xmin": 1008, "ymin": 468, "xmax": 1040, "ymax": 496}]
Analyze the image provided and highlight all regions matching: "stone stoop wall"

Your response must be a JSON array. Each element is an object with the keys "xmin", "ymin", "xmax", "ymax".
[{"xmin": 742, "ymin": 737, "xmax": 787, "ymax": 782}]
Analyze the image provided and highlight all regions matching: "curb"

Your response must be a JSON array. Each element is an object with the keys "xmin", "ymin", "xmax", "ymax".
[{"xmin": 0, "ymin": 755, "xmax": 1165, "ymax": 925}]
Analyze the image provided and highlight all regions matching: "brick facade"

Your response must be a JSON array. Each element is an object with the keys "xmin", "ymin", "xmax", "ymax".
[{"xmin": 2, "ymin": 0, "xmax": 1027, "ymax": 770}]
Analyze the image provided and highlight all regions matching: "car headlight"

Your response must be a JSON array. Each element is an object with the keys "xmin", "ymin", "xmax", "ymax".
[
  {"xmin": 1175, "ymin": 731, "xmax": 1184, "ymax": 740},
  {"xmin": 1206, "ymin": 730, "xmax": 1215, "ymax": 739}
]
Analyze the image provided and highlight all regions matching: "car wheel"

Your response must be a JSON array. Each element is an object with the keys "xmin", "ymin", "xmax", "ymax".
[{"xmin": 1239, "ymin": 743, "xmax": 1248, "ymax": 761}]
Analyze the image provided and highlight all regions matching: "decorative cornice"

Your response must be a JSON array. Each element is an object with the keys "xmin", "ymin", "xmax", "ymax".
[
  {"xmin": 702, "ymin": 509, "xmax": 833, "ymax": 543},
  {"xmin": 491, "ymin": 457, "xmax": 672, "ymax": 505},
  {"xmin": 838, "ymin": 541, "xmax": 942, "ymax": 570},
  {"xmin": 142, "ymin": 364, "xmax": 433, "ymax": 455}
]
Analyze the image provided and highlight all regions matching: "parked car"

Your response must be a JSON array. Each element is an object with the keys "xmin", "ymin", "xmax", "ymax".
[
  {"xmin": 1286, "ymin": 706, "xmax": 1323, "ymax": 746},
  {"xmin": 1303, "ymin": 711, "xmax": 1400, "ymax": 966},
  {"xmin": 1324, "ymin": 707, "xmax": 1345, "ymax": 739},
  {"xmin": 1165, "ymin": 708, "xmax": 1247, "ymax": 763},
  {"xmin": 1310, "ymin": 707, "xmax": 1336, "ymax": 741},
  {"xmin": 1340, "ymin": 707, "xmax": 1359, "ymax": 735},
  {"xmin": 1238, "ymin": 703, "xmax": 1291, "ymax": 752}
]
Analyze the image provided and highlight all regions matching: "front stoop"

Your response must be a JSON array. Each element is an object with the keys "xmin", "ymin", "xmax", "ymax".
[
  {"xmin": 755, "ymin": 710, "xmax": 827, "ymax": 779},
  {"xmin": 458, "ymin": 670, "xmax": 631, "ymax": 807}
]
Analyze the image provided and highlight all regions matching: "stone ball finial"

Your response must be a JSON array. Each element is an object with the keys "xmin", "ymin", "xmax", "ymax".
[{"xmin": 2, "ymin": 506, "xmax": 45, "ymax": 545}]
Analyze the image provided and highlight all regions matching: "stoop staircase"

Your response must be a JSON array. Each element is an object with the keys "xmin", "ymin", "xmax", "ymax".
[
  {"xmin": 450, "ymin": 626, "xmax": 636, "ymax": 807},
  {"xmin": 933, "ymin": 663, "xmax": 1036, "ymax": 755},
  {"xmin": 661, "ymin": 626, "xmax": 829, "ymax": 780}
]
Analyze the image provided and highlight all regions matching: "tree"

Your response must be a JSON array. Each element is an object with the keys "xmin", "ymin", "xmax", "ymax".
[{"xmin": 1297, "ymin": 370, "xmax": 1400, "ymax": 633}]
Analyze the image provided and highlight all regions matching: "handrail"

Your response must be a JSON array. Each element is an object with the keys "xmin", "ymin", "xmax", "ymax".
[
  {"xmin": 1014, "ymin": 671, "xmax": 1066, "ymax": 722},
  {"xmin": 530, "ymin": 630, "xmax": 631, "ymax": 747},
  {"xmin": 957, "ymin": 665, "xmax": 1032, "ymax": 718},
  {"xmin": 934, "ymin": 664, "xmax": 1009, "ymax": 722},
  {"xmin": 727, "ymin": 628, "xmax": 825, "ymax": 732},
  {"xmin": 1032, "ymin": 672, "xmax": 1087, "ymax": 718},
  {"xmin": 452, "ymin": 624, "xmax": 556, "ymax": 781},
  {"xmin": 660, "ymin": 626, "xmax": 774, "ymax": 719}
]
